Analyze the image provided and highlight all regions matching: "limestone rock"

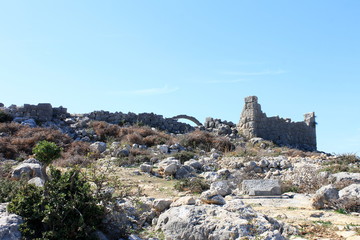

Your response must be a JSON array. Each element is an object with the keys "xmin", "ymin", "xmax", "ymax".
[
  {"xmin": 139, "ymin": 164, "xmax": 153, "ymax": 173},
  {"xmin": 184, "ymin": 159, "xmax": 203, "ymax": 171},
  {"xmin": 90, "ymin": 141, "xmax": 107, "ymax": 153},
  {"xmin": 200, "ymin": 190, "xmax": 226, "ymax": 205},
  {"xmin": 0, "ymin": 203, "xmax": 23, "ymax": 240},
  {"xmin": 210, "ymin": 180, "xmax": 232, "ymax": 197},
  {"xmin": 156, "ymin": 199, "xmax": 286, "ymax": 240},
  {"xmin": 312, "ymin": 184, "xmax": 339, "ymax": 209},
  {"xmin": 11, "ymin": 162, "xmax": 43, "ymax": 180},
  {"xmin": 152, "ymin": 199, "xmax": 173, "ymax": 212},
  {"xmin": 157, "ymin": 144, "xmax": 169, "ymax": 154},
  {"xmin": 331, "ymin": 172, "xmax": 360, "ymax": 183},
  {"xmin": 339, "ymin": 184, "xmax": 360, "ymax": 199},
  {"xmin": 164, "ymin": 164, "xmax": 179, "ymax": 176},
  {"xmin": 170, "ymin": 196, "xmax": 196, "ymax": 207},
  {"xmin": 175, "ymin": 165, "xmax": 195, "ymax": 179},
  {"xmin": 242, "ymin": 179, "xmax": 282, "ymax": 196},
  {"xmin": 28, "ymin": 177, "xmax": 45, "ymax": 187}
]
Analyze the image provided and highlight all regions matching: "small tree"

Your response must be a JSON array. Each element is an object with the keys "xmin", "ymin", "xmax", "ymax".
[
  {"xmin": 32, "ymin": 140, "xmax": 61, "ymax": 180},
  {"xmin": 8, "ymin": 167, "xmax": 104, "ymax": 239}
]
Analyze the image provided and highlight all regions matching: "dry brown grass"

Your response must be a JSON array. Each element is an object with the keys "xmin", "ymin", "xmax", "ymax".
[
  {"xmin": 90, "ymin": 121, "xmax": 173, "ymax": 146},
  {"xmin": 179, "ymin": 130, "xmax": 234, "ymax": 152},
  {"xmin": 0, "ymin": 122, "xmax": 72, "ymax": 160}
]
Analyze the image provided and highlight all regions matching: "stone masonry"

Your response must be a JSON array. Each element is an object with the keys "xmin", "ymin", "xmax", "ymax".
[
  {"xmin": 3, "ymin": 103, "xmax": 68, "ymax": 122},
  {"xmin": 238, "ymin": 96, "xmax": 316, "ymax": 151}
]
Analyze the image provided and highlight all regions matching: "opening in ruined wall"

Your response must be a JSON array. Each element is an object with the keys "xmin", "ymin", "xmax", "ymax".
[{"xmin": 177, "ymin": 118, "xmax": 198, "ymax": 127}]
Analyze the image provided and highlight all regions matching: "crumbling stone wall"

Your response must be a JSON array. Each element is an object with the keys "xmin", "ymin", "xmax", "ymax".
[
  {"xmin": 85, "ymin": 111, "xmax": 194, "ymax": 133},
  {"xmin": 238, "ymin": 96, "xmax": 316, "ymax": 151},
  {"xmin": 4, "ymin": 103, "xmax": 68, "ymax": 122},
  {"xmin": 2, "ymin": 103, "xmax": 194, "ymax": 133}
]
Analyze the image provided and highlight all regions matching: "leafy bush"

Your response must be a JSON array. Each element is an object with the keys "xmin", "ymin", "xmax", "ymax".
[
  {"xmin": 8, "ymin": 167, "xmax": 104, "ymax": 239},
  {"xmin": 174, "ymin": 177, "xmax": 209, "ymax": 193},
  {"xmin": 0, "ymin": 178, "xmax": 24, "ymax": 203},
  {"xmin": 0, "ymin": 111, "xmax": 13, "ymax": 123},
  {"xmin": 33, "ymin": 140, "xmax": 61, "ymax": 165}
]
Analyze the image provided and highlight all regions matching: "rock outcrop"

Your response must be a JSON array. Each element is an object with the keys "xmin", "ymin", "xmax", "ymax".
[{"xmin": 156, "ymin": 199, "xmax": 287, "ymax": 240}]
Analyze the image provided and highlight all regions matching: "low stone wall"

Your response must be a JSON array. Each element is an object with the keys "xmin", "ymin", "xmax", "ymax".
[{"xmin": 85, "ymin": 111, "xmax": 194, "ymax": 133}]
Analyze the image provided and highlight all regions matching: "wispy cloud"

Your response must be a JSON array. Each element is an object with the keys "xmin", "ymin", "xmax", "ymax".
[
  {"xmin": 221, "ymin": 69, "xmax": 287, "ymax": 76},
  {"xmin": 110, "ymin": 85, "xmax": 179, "ymax": 96},
  {"xmin": 206, "ymin": 79, "xmax": 248, "ymax": 84}
]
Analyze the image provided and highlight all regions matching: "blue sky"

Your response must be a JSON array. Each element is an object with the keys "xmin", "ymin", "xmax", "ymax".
[{"xmin": 1, "ymin": 1, "xmax": 359, "ymax": 154}]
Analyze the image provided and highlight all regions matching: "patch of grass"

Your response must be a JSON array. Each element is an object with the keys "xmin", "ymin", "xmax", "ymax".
[
  {"xmin": 174, "ymin": 177, "xmax": 209, "ymax": 194},
  {"xmin": 335, "ymin": 208, "xmax": 348, "ymax": 214},
  {"xmin": 298, "ymin": 222, "xmax": 341, "ymax": 239},
  {"xmin": 313, "ymin": 220, "xmax": 333, "ymax": 227},
  {"xmin": 287, "ymin": 207, "xmax": 298, "ymax": 210},
  {"xmin": 322, "ymin": 153, "xmax": 360, "ymax": 173}
]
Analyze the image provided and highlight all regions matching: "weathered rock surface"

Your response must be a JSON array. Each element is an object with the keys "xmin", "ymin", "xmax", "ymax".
[
  {"xmin": 338, "ymin": 183, "xmax": 360, "ymax": 199},
  {"xmin": 152, "ymin": 199, "xmax": 173, "ymax": 212},
  {"xmin": 200, "ymin": 190, "xmax": 226, "ymax": 205},
  {"xmin": 156, "ymin": 199, "xmax": 286, "ymax": 240},
  {"xmin": 312, "ymin": 184, "xmax": 339, "ymax": 209},
  {"xmin": 210, "ymin": 180, "xmax": 233, "ymax": 197},
  {"xmin": 139, "ymin": 163, "xmax": 153, "ymax": 173},
  {"xmin": 0, "ymin": 203, "xmax": 23, "ymax": 240},
  {"xmin": 331, "ymin": 172, "xmax": 360, "ymax": 183},
  {"xmin": 90, "ymin": 141, "xmax": 107, "ymax": 153},
  {"xmin": 242, "ymin": 179, "xmax": 282, "ymax": 196},
  {"xmin": 11, "ymin": 162, "xmax": 43, "ymax": 180},
  {"xmin": 170, "ymin": 196, "xmax": 196, "ymax": 207}
]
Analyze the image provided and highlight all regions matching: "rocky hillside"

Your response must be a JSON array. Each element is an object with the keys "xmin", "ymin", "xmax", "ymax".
[{"xmin": 0, "ymin": 109, "xmax": 359, "ymax": 240}]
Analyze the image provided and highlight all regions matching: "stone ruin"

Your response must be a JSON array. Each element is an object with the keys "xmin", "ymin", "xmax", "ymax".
[
  {"xmin": 0, "ymin": 103, "xmax": 194, "ymax": 134},
  {"xmin": 1, "ymin": 97, "xmax": 317, "ymax": 150},
  {"xmin": 3, "ymin": 103, "xmax": 68, "ymax": 122},
  {"xmin": 238, "ymin": 96, "xmax": 317, "ymax": 151}
]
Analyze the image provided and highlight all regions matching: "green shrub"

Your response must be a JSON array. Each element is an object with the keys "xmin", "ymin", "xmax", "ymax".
[
  {"xmin": 0, "ymin": 178, "xmax": 24, "ymax": 203},
  {"xmin": 174, "ymin": 177, "xmax": 209, "ymax": 193},
  {"xmin": 8, "ymin": 167, "xmax": 104, "ymax": 239},
  {"xmin": 0, "ymin": 111, "xmax": 13, "ymax": 123},
  {"xmin": 33, "ymin": 140, "xmax": 61, "ymax": 165}
]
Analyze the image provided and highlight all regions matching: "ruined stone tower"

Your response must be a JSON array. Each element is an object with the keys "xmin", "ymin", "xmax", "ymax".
[{"xmin": 238, "ymin": 96, "xmax": 317, "ymax": 151}]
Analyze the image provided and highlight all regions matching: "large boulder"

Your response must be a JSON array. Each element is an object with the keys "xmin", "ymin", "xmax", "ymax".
[
  {"xmin": 330, "ymin": 172, "xmax": 360, "ymax": 183},
  {"xmin": 139, "ymin": 164, "xmax": 153, "ymax": 173},
  {"xmin": 90, "ymin": 141, "xmax": 107, "ymax": 153},
  {"xmin": 242, "ymin": 179, "xmax": 282, "ymax": 196},
  {"xmin": 0, "ymin": 203, "xmax": 23, "ymax": 240},
  {"xmin": 11, "ymin": 162, "xmax": 43, "ymax": 180},
  {"xmin": 156, "ymin": 199, "xmax": 286, "ymax": 240},
  {"xmin": 175, "ymin": 165, "xmax": 196, "ymax": 179},
  {"xmin": 339, "ymin": 183, "xmax": 360, "ymax": 199},
  {"xmin": 337, "ymin": 184, "xmax": 360, "ymax": 212},
  {"xmin": 210, "ymin": 180, "xmax": 232, "ymax": 197},
  {"xmin": 200, "ymin": 190, "xmax": 226, "ymax": 205},
  {"xmin": 312, "ymin": 184, "xmax": 339, "ymax": 209},
  {"xmin": 152, "ymin": 199, "xmax": 173, "ymax": 212}
]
